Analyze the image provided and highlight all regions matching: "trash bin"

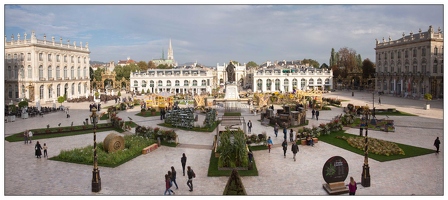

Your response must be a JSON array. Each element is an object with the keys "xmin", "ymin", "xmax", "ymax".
[
  {"xmin": 157, "ymin": 137, "xmax": 161, "ymax": 147},
  {"xmin": 85, "ymin": 118, "xmax": 89, "ymax": 125},
  {"xmin": 359, "ymin": 127, "xmax": 363, "ymax": 136}
]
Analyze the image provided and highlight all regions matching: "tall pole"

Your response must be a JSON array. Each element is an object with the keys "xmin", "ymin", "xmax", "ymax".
[
  {"xmin": 361, "ymin": 110, "xmax": 371, "ymax": 187},
  {"xmin": 372, "ymin": 92, "xmax": 375, "ymax": 118},
  {"xmin": 90, "ymin": 107, "xmax": 101, "ymax": 192}
]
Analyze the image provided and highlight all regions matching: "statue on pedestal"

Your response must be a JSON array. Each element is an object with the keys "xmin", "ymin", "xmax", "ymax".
[{"xmin": 226, "ymin": 62, "xmax": 236, "ymax": 83}]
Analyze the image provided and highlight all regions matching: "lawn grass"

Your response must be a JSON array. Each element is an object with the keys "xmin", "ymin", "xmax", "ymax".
[
  {"xmin": 5, "ymin": 124, "xmax": 124, "ymax": 142},
  {"xmin": 49, "ymin": 135, "xmax": 156, "ymax": 168},
  {"xmin": 248, "ymin": 145, "xmax": 268, "ymax": 151},
  {"xmin": 136, "ymin": 111, "xmax": 160, "ymax": 117},
  {"xmin": 223, "ymin": 112, "xmax": 242, "ymax": 116},
  {"xmin": 207, "ymin": 150, "xmax": 258, "ymax": 177},
  {"xmin": 161, "ymin": 140, "xmax": 178, "ymax": 147},
  {"xmin": 318, "ymin": 130, "xmax": 435, "ymax": 162},
  {"xmin": 374, "ymin": 110, "xmax": 417, "ymax": 116},
  {"xmin": 157, "ymin": 121, "xmax": 220, "ymax": 132}
]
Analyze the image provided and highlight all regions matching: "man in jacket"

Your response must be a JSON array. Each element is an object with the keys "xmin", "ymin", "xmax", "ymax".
[{"xmin": 291, "ymin": 142, "xmax": 299, "ymax": 161}]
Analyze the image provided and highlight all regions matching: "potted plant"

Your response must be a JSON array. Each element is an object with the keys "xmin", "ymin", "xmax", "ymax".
[
  {"xmin": 150, "ymin": 108, "xmax": 156, "ymax": 116},
  {"xmin": 424, "ymin": 93, "xmax": 432, "ymax": 110}
]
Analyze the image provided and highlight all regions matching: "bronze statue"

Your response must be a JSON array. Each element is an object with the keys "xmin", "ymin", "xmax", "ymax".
[{"xmin": 226, "ymin": 62, "xmax": 236, "ymax": 83}]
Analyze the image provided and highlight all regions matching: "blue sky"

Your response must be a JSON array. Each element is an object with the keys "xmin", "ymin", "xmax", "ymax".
[{"xmin": 3, "ymin": 3, "xmax": 445, "ymax": 67}]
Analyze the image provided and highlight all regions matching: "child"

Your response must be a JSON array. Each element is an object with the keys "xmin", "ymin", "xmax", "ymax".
[{"xmin": 43, "ymin": 143, "xmax": 48, "ymax": 158}]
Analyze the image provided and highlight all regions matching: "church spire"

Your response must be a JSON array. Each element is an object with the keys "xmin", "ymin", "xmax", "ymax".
[{"xmin": 167, "ymin": 38, "xmax": 174, "ymax": 60}]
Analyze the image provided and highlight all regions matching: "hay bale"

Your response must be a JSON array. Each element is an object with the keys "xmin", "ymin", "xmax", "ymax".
[{"xmin": 103, "ymin": 133, "xmax": 125, "ymax": 153}]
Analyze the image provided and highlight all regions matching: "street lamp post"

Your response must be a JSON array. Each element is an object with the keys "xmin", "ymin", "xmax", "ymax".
[
  {"xmin": 361, "ymin": 110, "xmax": 371, "ymax": 187},
  {"xmin": 90, "ymin": 107, "xmax": 101, "ymax": 192}
]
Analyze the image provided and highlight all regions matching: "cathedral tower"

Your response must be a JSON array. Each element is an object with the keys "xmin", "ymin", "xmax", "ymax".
[{"xmin": 167, "ymin": 39, "xmax": 174, "ymax": 60}]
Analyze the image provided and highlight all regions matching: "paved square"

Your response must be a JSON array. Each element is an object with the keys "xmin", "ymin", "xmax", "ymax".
[{"xmin": 3, "ymin": 91, "xmax": 444, "ymax": 195}]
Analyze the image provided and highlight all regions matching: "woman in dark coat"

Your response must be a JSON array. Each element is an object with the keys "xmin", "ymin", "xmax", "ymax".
[{"xmin": 35, "ymin": 141, "xmax": 42, "ymax": 158}]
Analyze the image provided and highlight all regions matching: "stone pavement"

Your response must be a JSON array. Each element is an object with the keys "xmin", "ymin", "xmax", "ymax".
[{"xmin": 2, "ymin": 90, "xmax": 444, "ymax": 196}]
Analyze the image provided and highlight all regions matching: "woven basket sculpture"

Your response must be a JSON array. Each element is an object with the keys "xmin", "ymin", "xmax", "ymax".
[{"xmin": 103, "ymin": 133, "xmax": 125, "ymax": 153}]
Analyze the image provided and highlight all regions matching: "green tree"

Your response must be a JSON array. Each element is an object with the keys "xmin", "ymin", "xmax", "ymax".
[
  {"xmin": 148, "ymin": 61, "xmax": 156, "ymax": 69},
  {"xmin": 356, "ymin": 54, "xmax": 363, "ymax": 68},
  {"xmin": 137, "ymin": 61, "xmax": 149, "ymax": 71},
  {"xmin": 89, "ymin": 67, "xmax": 94, "ymax": 81},
  {"xmin": 246, "ymin": 61, "xmax": 258, "ymax": 69},
  {"xmin": 320, "ymin": 63, "xmax": 329, "ymax": 69},
  {"xmin": 93, "ymin": 68, "xmax": 105, "ymax": 81},
  {"xmin": 302, "ymin": 58, "xmax": 320, "ymax": 68},
  {"xmin": 231, "ymin": 60, "xmax": 240, "ymax": 65},
  {"xmin": 424, "ymin": 93, "xmax": 432, "ymax": 105},
  {"xmin": 57, "ymin": 96, "xmax": 65, "ymax": 106},
  {"xmin": 114, "ymin": 64, "xmax": 140, "ymax": 81},
  {"xmin": 330, "ymin": 48, "xmax": 337, "ymax": 67},
  {"xmin": 362, "ymin": 58, "xmax": 376, "ymax": 79}
]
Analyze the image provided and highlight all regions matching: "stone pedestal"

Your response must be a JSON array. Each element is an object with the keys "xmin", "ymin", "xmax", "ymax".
[
  {"xmin": 322, "ymin": 181, "xmax": 349, "ymax": 195},
  {"xmin": 224, "ymin": 84, "xmax": 239, "ymax": 100}
]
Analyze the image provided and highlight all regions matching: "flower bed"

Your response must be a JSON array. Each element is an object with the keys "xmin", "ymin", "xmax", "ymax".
[{"xmin": 336, "ymin": 135, "xmax": 405, "ymax": 156}]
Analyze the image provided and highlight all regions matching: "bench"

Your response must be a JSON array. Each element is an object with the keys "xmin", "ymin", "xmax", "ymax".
[{"xmin": 142, "ymin": 143, "xmax": 158, "ymax": 154}]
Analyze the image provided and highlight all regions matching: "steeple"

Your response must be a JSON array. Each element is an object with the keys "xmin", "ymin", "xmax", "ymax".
[{"xmin": 167, "ymin": 38, "xmax": 174, "ymax": 60}]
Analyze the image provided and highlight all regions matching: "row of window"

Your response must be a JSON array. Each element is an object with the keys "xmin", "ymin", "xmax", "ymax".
[
  {"xmin": 377, "ymin": 60, "xmax": 442, "ymax": 74},
  {"xmin": 6, "ymin": 83, "xmax": 88, "ymax": 100},
  {"xmin": 377, "ymin": 80, "xmax": 424, "ymax": 94},
  {"xmin": 6, "ymin": 65, "xmax": 88, "ymax": 80},
  {"xmin": 133, "ymin": 79, "xmax": 210, "ymax": 87},
  {"xmin": 5, "ymin": 53, "xmax": 88, "ymax": 64},
  {"xmin": 256, "ymin": 78, "xmax": 330, "ymax": 85},
  {"xmin": 378, "ymin": 46, "xmax": 442, "ymax": 60}
]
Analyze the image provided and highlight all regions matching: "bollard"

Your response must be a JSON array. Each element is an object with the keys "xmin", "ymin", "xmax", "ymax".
[
  {"xmin": 157, "ymin": 137, "xmax": 161, "ymax": 147},
  {"xmin": 352, "ymin": 92, "xmax": 354, "ymax": 96}
]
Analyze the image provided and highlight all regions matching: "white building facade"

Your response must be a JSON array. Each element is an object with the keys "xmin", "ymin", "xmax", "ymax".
[
  {"xmin": 375, "ymin": 25, "xmax": 443, "ymax": 99},
  {"xmin": 216, "ymin": 62, "xmax": 248, "ymax": 86},
  {"xmin": 252, "ymin": 68, "xmax": 333, "ymax": 93},
  {"xmin": 4, "ymin": 31, "xmax": 91, "ymax": 103},
  {"xmin": 130, "ymin": 68, "xmax": 214, "ymax": 95}
]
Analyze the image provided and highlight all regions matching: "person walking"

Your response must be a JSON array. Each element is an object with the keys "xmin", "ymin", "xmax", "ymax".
[
  {"xmin": 247, "ymin": 120, "xmax": 252, "ymax": 133},
  {"xmin": 434, "ymin": 137, "xmax": 441, "ymax": 153},
  {"xmin": 186, "ymin": 166, "xmax": 196, "ymax": 192},
  {"xmin": 348, "ymin": 177, "xmax": 357, "ymax": 195},
  {"xmin": 291, "ymin": 141, "xmax": 299, "ymax": 161},
  {"xmin": 267, "ymin": 136, "xmax": 273, "ymax": 153},
  {"xmin": 274, "ymin": 123, "xmax": 279, "ymax": 137},
  {"xmin": 164, "ymin": 174, "xmax": 172, "ymax": 195},
  {"xmin": 35, "ymin": 141, "xmax": 42, "ymax": 158},
  {"xmin": 167, "ymin": 171, "xmax": 175, "ymax": 195},
  {"xmin": 282, "ymin": 123, "xmax": 287, "ymax": 141},
  {"xmin": 289, "ymin": 129, "xmax": 294, "ymax": 142},
  {"xmin": 181, "ymin": 153, "xmax": 187, "ymax": 176},
  {"xmin": 24, "ymin": 130, "xmax": 29, "ymax": 144},
  {"xmin": 43, "ymin": 143, "xmax": 48, "ymax": 158},
  {"xmin": 171, "ymin": 166, "xmax": 179, "ymax": 189},
  {"xmin": 311, "ymin": 109, "xmax": 315, "ymax": 119},
  {"xmin": 282, "ymin": 139, "xmax": 288, "ymax": 158},
  {"xmin": 378, "ymin": 97, "xmax": 381, "ymax": 105},
  {"xmin": 315, "ymin": 110, "xmax": 320, "ymax": 121},
  {"xmin": 28, "ymin": 130, "xmax": 33, "ymax": 143}
]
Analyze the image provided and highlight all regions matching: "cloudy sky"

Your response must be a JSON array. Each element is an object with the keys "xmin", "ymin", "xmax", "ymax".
[{"xmin": 3, "ymin": 3, "xmax": 444, "ymax": 67}]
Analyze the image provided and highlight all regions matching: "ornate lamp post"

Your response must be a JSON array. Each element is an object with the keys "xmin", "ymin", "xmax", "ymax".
[
  {"xmin": 361, "ymin": 109, "xmax": 371, "ymax": 187},
  {"xmin": 90, "ymin": 107, "xmax": 101, "ymax": 192}
]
